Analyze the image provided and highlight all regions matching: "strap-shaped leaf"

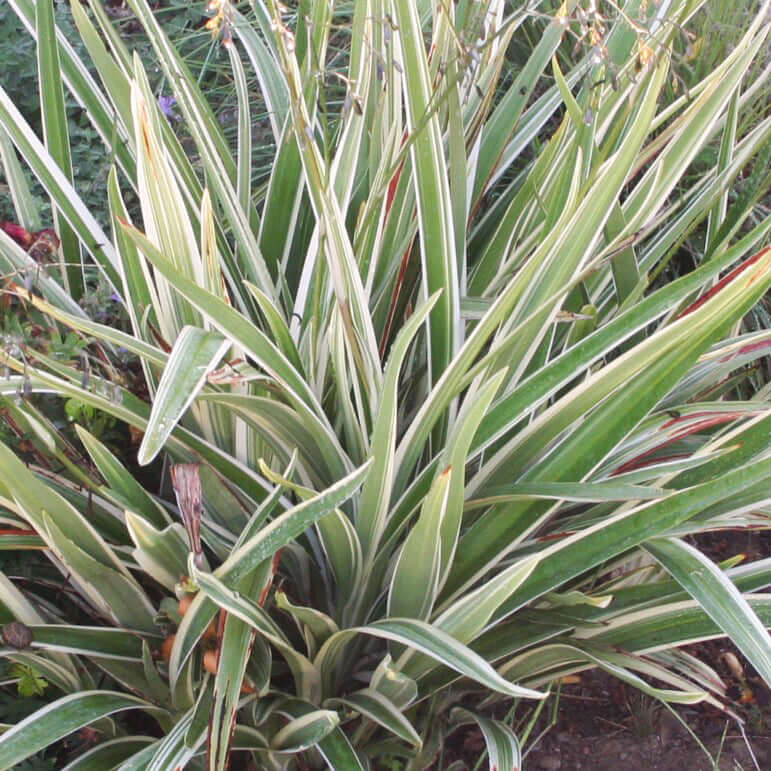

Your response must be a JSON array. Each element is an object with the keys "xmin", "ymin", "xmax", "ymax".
[
  {"xmin": 449, "ymin": 245, "xmax": 771, "ymax": 597},
  {"xmin": 172, "ymin": 461, "xmax": 370, "ymax": 696},
  {"xmin": 392, "ymin": 0, "xmax": 459, "ymax": 393},
  {"xmin": 190, "ymin": 557, "xmax": 320, "ymax": 703},
  {"xmin": 0, "ymin": 126, "xmax": 40, "ymax": 229},
  {"xmin": 645, "ymin": 538, "xmax": 771, "ymax": 686},
  {"xmin": 502, "ymin": 643, "xmax": 709, "ymax": 704},
  {"xmin": 208, "ymin": 604, "xmax": 258, "ymax": 771},
  {"xmin": 315, "ymin": 728, "xmax": 366, "ymax": 771},
  {"xmin": 0, "ymin": 443, "xmax": 155, "ymax": 631},
  {"xmin": 119, "ymin": 223, "xmax": 346, "ymax": 464},
  {"xmin": 0, "ymin": 84, "xmax": 120, "ymax": 288},
  {"xmin": 388, "ymin": 467, "xmax": 451, "ymax": 621},
  {"xmin": 357, "ymin": 293, "xmax": 439, "ymax": 556},
  {"xmin": 28, "ymin": 625, "xmax": 145, "ymax": 660},
  {"xmin": 370, "ymin": 654, "xmax": 418, "ymax": 710},
  {"xmin": 125, "ymin": 512, "xmax": 189, "ymax": 592},
  {"xmin": 452, "ymin": 707, "xmax": 520, "ymax": 771},
  {"xmin": 44, "ymin": 514, "xmax": 156, "ymax": 633},
  {"xmin": 125, "ymin": 0, "xmax": 273, "ymax": 295},
  {"xmin": 8, "ymin": 0, "xmax": 136, "ymax": 184},
  {"xmin": 316, "ymin": 618, "xmax": 546, "ymax": 701},
  {"xmin": 276, "ymin": 591, "xmax": 339, "ymax": 651},
  {"xmin": 492, "ymin": 455, "xmax": 771, "ymax": 623},
  {"xmin": 214, "ymin": 459, "xmax": 372, "ymax": 586},
  {"xmin": 59, "ymin": 737, "xmax": 155, "ymax": 771},
  {"xmin": 137, "ymin": 326, "xmax": 229, "ymax": 465},
  {"xmin": 437, "ymin": 371, "xmax": 506, "ymax": 588},
  {"xmin": 231, "ymin": 8, "xmax": 288, "ymax": 142},
  {"xmin": 269, "ymin": 699, "xmax": 365, "ymax": 769},
  {"xmin": 0, "ymin": 691, "xmax": 165, "ymax": 770},
  {"xmin": 77, "ymin": 426, "xmax": 169, "ymax": 528},
  {"xmin": 145, "ymin": 701, "xmax": 201, "ymax": 771},
  {"xmin": 465, "ymin": 481, "xmax": 666, "ymax": 509},
  {"xmin": 36, "ymin": 0, "xmax": 82, "ymax": 298},
  {"xmin": 271, "ymin": 710, "xmax": 340, "ymax": 752},
  {"xmin": 327, "ymin": 688, "xmax": 422, "ymax": 748},
  {"xmin": 580, "ymin": 596, "xmax": 771, "ymax": 652}
]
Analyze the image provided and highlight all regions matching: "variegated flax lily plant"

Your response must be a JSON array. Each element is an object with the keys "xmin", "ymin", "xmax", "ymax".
[{"xmin": 0, "ymin": 0, "xmax": 770, "ymax": 769}]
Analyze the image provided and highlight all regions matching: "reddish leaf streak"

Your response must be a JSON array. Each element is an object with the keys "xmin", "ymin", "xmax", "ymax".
[
  {"xmin": 720, "ymin": 338, "xmax": 771, "ymax": 362},
  {"xmin": 0, "ymin": 528, "xmax": 39, "ymax": 537},
  {"xmin": 660, "ymin": 411, "xmax": 745, "ymax": 430},
  {"xmin": 258, "ymin": 548, "xmax": 283, "ymax": 607},
  {"xmin": 536, "ymin": 531, "xmax": 574, "ymax": 543},
  {"xmin": 613, "ymin": 412, "xmax": 747, "ymax": 474},
  {"xmin": 385, "ymin": 129, "xmax": 409, "ymax": 216},
  {"xmin": 611, "ymin": 452, "xmax": 690, "ymax": 475},
  {"xmin": 676, "ymin": 246, "xmax": 771, "ymax": 319}
]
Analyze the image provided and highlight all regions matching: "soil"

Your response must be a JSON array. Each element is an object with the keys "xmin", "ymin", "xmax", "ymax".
[
  {"xmin": 522, "ymin": 653, "xmax": 770, "ymax": 771},
  {"xmin": 446, "ymin": 529, "xmax": 771, "ymax": 771}
]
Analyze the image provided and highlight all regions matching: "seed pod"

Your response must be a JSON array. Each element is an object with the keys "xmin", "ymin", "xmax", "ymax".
[
  {"xmin": 203, "ymin": 649, "xmax": 218, "ymax": 675},
  {"xmin": 178, "ymin": 594, "xmax": 194, "ymax": 617},
  {"xmin": 202, "ymin": 619, "xmax": 218, "ymax": 642},
  {"xmin": 2, "ymin": 621, "xmax": 34, "ymax": 649},
  {"xmin": 722, "ymin": 651, "xmax": 744, "ymax": 680},
  {"xmin": 160, "ymin": 634, "xmax": 175, "ymax": 662}
]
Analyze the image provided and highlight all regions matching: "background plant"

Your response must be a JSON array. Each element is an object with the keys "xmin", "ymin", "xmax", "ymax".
[{"xmin": 0, "ymin": 0, "xmax": 769, "ymax": 769}]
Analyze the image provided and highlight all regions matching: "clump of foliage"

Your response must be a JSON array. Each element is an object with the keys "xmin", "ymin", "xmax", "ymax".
[{"xmin": 0, "ymin": 0, "xmax": 770, "ymax": 769}]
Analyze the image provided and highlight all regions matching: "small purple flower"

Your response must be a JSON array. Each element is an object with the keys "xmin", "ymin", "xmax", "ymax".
[
  {"xmin": 158, "ymin": 94, "xmax": 178, "ymax": 120},
  {"xmin": 110, "ymin": 292, "xmax": 122, "ymax": 304}
]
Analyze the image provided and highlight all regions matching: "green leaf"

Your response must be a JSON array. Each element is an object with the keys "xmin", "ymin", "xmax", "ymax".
[
  {"xmin": 315, "ymin": 728, "xmax": 366, "ymax": 771},
  {"xmin": 0, "ymin": 84, "xmax": 120, "ymax": 289},
  {"xmin": 119, "ymin": 222, "xmax": 345, "ymax": 466},
  {"xmin": 125, "ymin": 512, "xmax": 189, "ymax": 592},
  {"xmin": 580, "ymin": 596, "xmax": 771, "ymax": 653},
  {"xmin": 452, "ymin": 707, "xmax": 520, "ymax": 771},
  {"xmin": 357, "ymin": 293, "xmax": 439, "ymax": 557},
  {"xmin": 208, "ymin": 607, "xmax": 257, "ymax": 771},
  {"xmin": 317, "ymin": 619, "xmax": 546, "ymax": 701},
  {"xmin": 43, "ymin": 514, "xmax": 156, "ymax": 633},
  {"xmin": 0, "ymin": 691, "xmax": 164, "ymax": 770},
  {"xmin": 392, "ymin": 0, "xmax": 459, "ymax": 391},
  {"xmin": 76, "ymin": 426, "xmax": 169, "ymax": 528},
  {"xmin": 190, "ymin": 563, "xmax": 320, "ymax": 703},
  {"xmin": 28, "ymin": 625, "xmax": 145, "ymax": 660},
  {"xmin": 275, "ymin": 591, "xmax": 339, "ymax": 651},
  {"xmin": 327, "ymin": 688, "xmax": 422, "ymax": 748},
  {"xmin": 0, "ymin": 443, "xmax": 155, "ymax": 631},
  {"xmin": 35, "ymin": 0, "xmax": 83, "ymax": 298},
  {"xmin": 645, "ymin": 538, "xmax": 771, "ymax": 686},
  {"xmin": 0, "ymin": 126, "xmax": 40, "ymax": 230},
  {"xmin": 503, "ymin": 643, "xmax": 709, "ymax": 704},
  {"xmin": 59, "ymin": 737, "xmax": 155, "ymax": 771},
  {"xmin": 137, "ymin": 326, "xmax": 229, "ymax": 465},
  {"xmin": 494, "ymin": 456, "xmax": 771, "ymax": 622},
  {"xmin": 465, "ymin": 481, "xmax": 666, "ymax": 509},
  {"xmin": 11, "ymin": 662, "xmax": 47, "ymax": 697},
  {"xmin": 271, "ymin": 709, "xmax": 340, "ymax": 752},
  {"xmin": 214, "ymin": 459, "xmax": 371, "ymax": 588},
  {"xmin": 388, "ymin": 467, "xmax": 451, "ymax": 621}
]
